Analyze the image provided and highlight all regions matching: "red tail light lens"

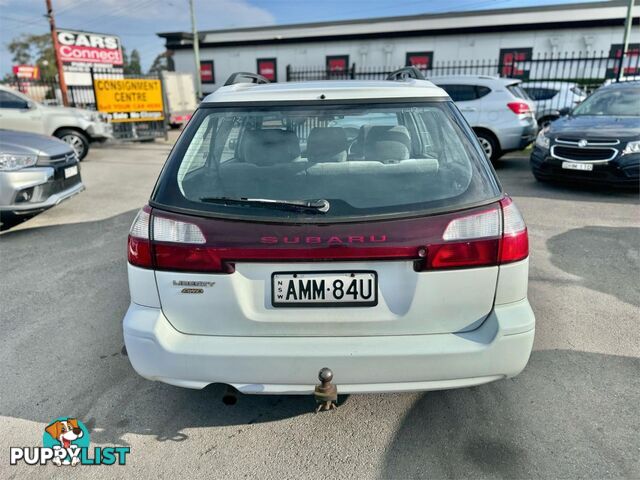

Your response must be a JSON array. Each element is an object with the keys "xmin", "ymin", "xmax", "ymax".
[
  {"xmin": 507, "ymin": 101, "xmax": 531, "ymax": 115},
  {"xmin": 427, "ymin": 239, "xmax": 500, "ymax": 269}
]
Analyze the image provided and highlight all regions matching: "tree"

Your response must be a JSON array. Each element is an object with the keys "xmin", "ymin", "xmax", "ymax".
[
  {"xmin": 148, "ymin": 51, "xmax": 174, "ymax": 75},
  {"xmin": 127, "ymin": 49, "xmax": 142, "ymax": 74},
  {"xmin": 120, "ymin": 46, "xmax": 141, "ymax": 74},
  {"xmin": 7, "ymin": 33, "xmax": 57, "ymax": 78}
]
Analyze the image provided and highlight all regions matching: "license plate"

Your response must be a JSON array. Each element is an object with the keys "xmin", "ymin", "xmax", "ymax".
[
  {"xmin": 64, "ymin": 165, "xmax": 78, "ymax": 178},
  {"xmin": 562, "ymin": 161, "xmax": 593, "ymax": 171},
  {"xmin": 272, "ymin": 271, "xmax": 378, "ymax": 307}
]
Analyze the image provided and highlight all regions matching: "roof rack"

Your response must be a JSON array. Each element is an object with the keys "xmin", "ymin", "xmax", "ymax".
[
  {"xmin": 224, "ymin": 72, "xmax": 271, "ymax": 86},
  {"xmin": 386, "ymin": 67, "xmax": 425, "ymax": 81}
]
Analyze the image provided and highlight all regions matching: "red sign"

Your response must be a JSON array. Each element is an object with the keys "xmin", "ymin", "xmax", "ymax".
[
  {"xmin": 56, "ymin": 29, "xmax": 123, "ymax": 65},
  {"xmin": 406, "ymin": 52, "xmax": 433, "ymax": 70},
  {"xmin": 327, "ymin": 55, "xmax": 349, "ymax": 72},
  {"xmin": 499, "ymin": 48, "xmax": 532, "ymax": 79},
  {"xmin": 257, "ymin": 58, "xmax": 277, "ymax": 81},
  {"xmin": 12, "ymin": 65, "xmax": 40, "ymax": 80},
  {"xmin": 606, "ymin": 43, "xmax": 640, "ymax": 78},
  {"xmin": 200, "ymin": 61, "xmax": 214, "ymax": 83}
]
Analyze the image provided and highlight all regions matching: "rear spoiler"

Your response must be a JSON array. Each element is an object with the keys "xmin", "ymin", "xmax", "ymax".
[
  {"xmin": 386, "ymin": 67, "xmax": 425, "ymax": 81},
  {"xmin": 224, "ymin": 72, "xmax": 270, "ymax": 86}
]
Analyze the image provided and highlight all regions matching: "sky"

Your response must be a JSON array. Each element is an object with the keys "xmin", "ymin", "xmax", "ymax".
[{"xmin": 0, "ymin": 0, "xmax": 605, "ymax": 75}]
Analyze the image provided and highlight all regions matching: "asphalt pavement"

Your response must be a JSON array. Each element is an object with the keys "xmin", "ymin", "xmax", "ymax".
[{"xmin": 1, "ymin": 135, "xmax": 638, "ymax": 479}]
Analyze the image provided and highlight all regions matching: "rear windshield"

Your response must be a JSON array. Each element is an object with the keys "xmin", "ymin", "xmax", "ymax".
[{"xmin": 152, "ymin": 101, "xmax": 500, "ymax": 222}]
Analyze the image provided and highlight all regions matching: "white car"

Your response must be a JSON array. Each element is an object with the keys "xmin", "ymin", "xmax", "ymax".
[
  {"xmin": 123, "ymin": 72, "xmax": 534, "ymax": 401},
  {"xmin": 429, "ymin": 75, "xmax": 538, "ymax": 162},
  {"xmin": 521, "ymin": 81, "xmax": 587, "ymax": 128},
  {"xmin": 0, "ymin": 85, "xmax": 112, "ymax": 160}
]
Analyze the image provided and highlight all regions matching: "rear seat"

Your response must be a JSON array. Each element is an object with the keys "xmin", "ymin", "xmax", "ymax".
[
  {"xmin": 218, "ymin": 126, "xmax": 439, "ymax": 202},
  {"xmin": 219, "ymin": 129, "xmax": 306, "ymax": 197}
]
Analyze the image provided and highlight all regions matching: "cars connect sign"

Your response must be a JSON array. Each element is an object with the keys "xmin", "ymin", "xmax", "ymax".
[{"xmin": 56, "ymin": 30, "xmax": 123, "ymax": 66}]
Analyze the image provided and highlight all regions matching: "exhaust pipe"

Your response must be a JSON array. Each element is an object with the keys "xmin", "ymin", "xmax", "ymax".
[{"xmin": 222, "ymin": 385, "xmax": 238, "ymax": 406}]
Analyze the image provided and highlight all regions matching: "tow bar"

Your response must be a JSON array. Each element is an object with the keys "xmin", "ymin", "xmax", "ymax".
[{"xmin": 314, "ymin": 367, "xmax": 338, "ymax": 412}]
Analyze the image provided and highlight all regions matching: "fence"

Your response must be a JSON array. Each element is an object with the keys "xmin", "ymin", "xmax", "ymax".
[{"xmin": 286, "ymin": 51, "xmax": 639, "ymax": 123}]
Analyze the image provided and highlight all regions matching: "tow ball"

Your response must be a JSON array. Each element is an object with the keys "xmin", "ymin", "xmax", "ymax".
[{"xmin": 314, "ymin": 367, "xmax": 338, "ymax": 412}]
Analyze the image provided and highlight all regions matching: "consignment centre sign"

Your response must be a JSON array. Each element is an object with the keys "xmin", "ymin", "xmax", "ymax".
[{"xmin": 94, "ymin": 79, "xmax": 164, "ymax": 122}]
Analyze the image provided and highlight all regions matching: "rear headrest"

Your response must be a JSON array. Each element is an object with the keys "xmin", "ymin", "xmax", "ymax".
[
  {"xmin": 307, "ymin": 127, "xmax": 348, "ymax": 163},
  {"xmin": 364, "ymin": 125, "xmax": 411, "ymax": 162},
  {"xmin": 241, "ymin": 129, "xmax": 300, "ymax": 166}
]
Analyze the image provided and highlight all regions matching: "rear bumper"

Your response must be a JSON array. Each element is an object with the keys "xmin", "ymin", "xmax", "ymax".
[
  {"xmin": 496, "ymin": 117, "xmax": 537, "ymax": 152},
  {"xmin": 123, "ymin": 299, "xmax": 535, "ymax": 394}
]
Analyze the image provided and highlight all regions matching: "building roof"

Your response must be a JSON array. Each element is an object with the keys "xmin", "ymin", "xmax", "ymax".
[
  {"xmin": 202, "ymin": 79, "xmax": 448, "ymax": 103},
  {"xmin": 159, "ymin": 1, "xmax": 638, "ymax": 49}
]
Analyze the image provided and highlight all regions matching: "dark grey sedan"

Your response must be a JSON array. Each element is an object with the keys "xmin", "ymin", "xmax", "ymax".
[{"xmin": 0, "ymin": 129, "xmax": 84, "ymax": 226}]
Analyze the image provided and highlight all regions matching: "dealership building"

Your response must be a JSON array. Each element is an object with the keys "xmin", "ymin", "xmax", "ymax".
[{"xmin": 158, "ymin": 0, "xmax": 639, "ymax": 93}]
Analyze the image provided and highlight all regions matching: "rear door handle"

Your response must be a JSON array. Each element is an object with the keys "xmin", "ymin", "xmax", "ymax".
[{"xmin": 460, "ymin": 107, "xmax": 477, "ymax": 112}]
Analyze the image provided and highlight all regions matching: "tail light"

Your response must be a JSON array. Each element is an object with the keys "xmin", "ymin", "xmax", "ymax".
[
  {"xmin": 127, "ymin": 206, "xmax": 152, "ymax": 268},
  {"xmin": 499, "ymin": 197, "xmax": 529, "ymax": 263},
  {"xmin": 507, "ymin": 101, "xmax": 531, "ymax": 115},
  {"xmin": 421, "ymin": 196, "xmax": 528, "ymax": 270},
  {"xmin": 127, "ymin": 198, "xmax": 528, "ymax": 273}
]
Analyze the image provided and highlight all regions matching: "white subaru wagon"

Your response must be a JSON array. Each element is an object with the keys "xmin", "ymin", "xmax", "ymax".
[{"xmin": 123, "ymin": 71, "xmax": 535, "ymax": 397}]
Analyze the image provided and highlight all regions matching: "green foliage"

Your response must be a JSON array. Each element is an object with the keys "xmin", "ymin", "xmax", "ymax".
[
  {"xmin": 148, "ymin": 51, "xmax": 174, "ymax": 75},
  {"xmin": 7, "ymin": 33, "xmax": 57, "ymax": 78},
  {"xmin": 127, "ymin": 49, "xmax": 142, "ymax": 74}
]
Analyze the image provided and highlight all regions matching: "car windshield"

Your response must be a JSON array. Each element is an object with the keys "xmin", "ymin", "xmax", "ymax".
[
  {"xmin": 153, "ymin": 101, "xmax": 500, "ymax": 221},
  {"xmin": 572, "ymin": 86, "xmax": 640, "ymax": 116}
]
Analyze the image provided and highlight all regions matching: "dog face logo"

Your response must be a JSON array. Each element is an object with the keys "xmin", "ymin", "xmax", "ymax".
[{"xmin": 43, "ymin": 417, "xmax": 90, "ymax": 466}]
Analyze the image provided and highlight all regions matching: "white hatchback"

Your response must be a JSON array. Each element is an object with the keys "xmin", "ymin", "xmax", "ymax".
[{"xmin": 123, "ymin": 72, "xmax": 535, "ymax": 400}]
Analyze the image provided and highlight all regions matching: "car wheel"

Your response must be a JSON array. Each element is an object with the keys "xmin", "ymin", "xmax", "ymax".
[
  {"xmin": 475, "ymin": 131, "xmax": 500, "ymax": 163},
  {"xmin": 55, "ymin": 129, "xmax": 89, "ymax": 160}
]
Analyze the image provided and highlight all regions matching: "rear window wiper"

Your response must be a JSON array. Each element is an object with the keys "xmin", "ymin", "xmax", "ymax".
[{"xmin": 199, "ymin": 197, "xmax": 330, "ymax": 213}]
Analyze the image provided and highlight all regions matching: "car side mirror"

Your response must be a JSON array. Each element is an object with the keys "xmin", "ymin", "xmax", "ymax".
[{"xmin": 26, "ymin": 101, "xmax": 36, "ymax": 109}]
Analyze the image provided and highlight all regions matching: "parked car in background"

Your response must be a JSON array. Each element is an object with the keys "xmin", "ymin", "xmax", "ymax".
[
  {"xmin": 0, "ymin": 85, "xmax": 112, "ymax": 160},
  {"xmin": 124, "ymin": 73, "xmax": 534, "ymax": 398},
  {"xmin": 521, "ymin": 81, "xmax": 587, "ymax": 128},
  {"xmin": 162, "ymin": 71, "xmax": 198, "ymax": 128},
  {"xmin": 0, "ymin": 129, "xmax": 84, "ymax": 228},
  {"xmin": 430, "ymin": 75, "xmax": 537, "ymax": 162},
  {"xmin": 530, "ymin": 81, "xmax": 640, "ymax": 188}
]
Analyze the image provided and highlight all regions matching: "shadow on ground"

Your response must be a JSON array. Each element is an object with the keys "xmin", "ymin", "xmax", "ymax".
[
  {"xmin": 547, "ymin": 226, "xmax": 640, "ymax": 306},
  {"xmin": 381, "ymin": 349, "xmax": 639, "ymax": 479}
]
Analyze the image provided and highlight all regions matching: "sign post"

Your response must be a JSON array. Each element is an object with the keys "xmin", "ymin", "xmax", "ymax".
[{"xmin": 45, "ymin": 0, "xmax": 69, "ymax": 106}]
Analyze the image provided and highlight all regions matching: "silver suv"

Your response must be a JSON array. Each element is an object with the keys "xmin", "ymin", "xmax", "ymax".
[{"xmin": 430, "ymin": 75, "xmax": 537, "ymax": 162}]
